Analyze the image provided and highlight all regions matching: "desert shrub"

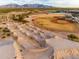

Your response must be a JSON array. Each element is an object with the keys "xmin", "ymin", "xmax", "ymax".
[
  {"xmin": 11, "ymin": 14, "xmax": 27, "ymax": 23},
  {"xmin": 67, "ymin": 34, "xmax": 79, "ymax": 42},
  {"xmin": 0, "ymin": 27, "xmax": 11, "ymax": 39},
  {"xmin": 2, "ymin": 28, "xmax": 11, "ymax": 36},
  {"xmin": 3, "ymin": 28, "xmax": 10, "ymax": 32}
]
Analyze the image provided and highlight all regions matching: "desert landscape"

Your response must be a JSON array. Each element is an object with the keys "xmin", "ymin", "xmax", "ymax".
[
  {"xmin": 0, "ymin": 8, "xmax": 78, "ymax": 59},
  {"xmin": 0, "ymin": 0, "xmax": 79, "ymax": 59},
  {"xmin": 32, "ymin": 13, "xmax": 79, "ymax": 32}
]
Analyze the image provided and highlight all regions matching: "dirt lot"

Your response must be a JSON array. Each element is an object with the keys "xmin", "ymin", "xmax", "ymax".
[{"xmin": 32, "ymin": 14, "xmax": 79, "ymax": 32}]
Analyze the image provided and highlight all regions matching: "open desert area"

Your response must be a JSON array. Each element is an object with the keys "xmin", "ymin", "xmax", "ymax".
[
  {"xmin": 0, "ymin": 0, "xmax": 79, "ymax": 59},
  {"xmin": 32, "ymin": 13, "xmax": 79, "ymax": 32},
  {"xmin": 0, "ymin": 8, "xmax": 78, "ymax": 59}
]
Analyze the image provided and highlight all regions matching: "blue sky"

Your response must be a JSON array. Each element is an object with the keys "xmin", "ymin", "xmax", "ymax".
[{"xmin": 0, "ymin": 0, "xmax": 79, "ymax": 7}]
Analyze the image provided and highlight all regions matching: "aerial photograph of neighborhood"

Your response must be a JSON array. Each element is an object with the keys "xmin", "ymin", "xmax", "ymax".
[{"xmin": 0, "ymin": 0, "xmax": 79, "ymax": 59}]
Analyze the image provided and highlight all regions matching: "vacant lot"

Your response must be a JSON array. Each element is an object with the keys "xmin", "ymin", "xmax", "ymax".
[{"xmin": 32, "ymin": 14, "xmax": 79, "ymax": 32}]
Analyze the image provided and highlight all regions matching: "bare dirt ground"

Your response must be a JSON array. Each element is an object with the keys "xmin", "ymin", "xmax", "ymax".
[
  {"xmin": 0, "ymin": 39, "xmax": 15, "ymax": 59},
  {"xmin": 32, "ymin": 13, "xmax": 79, "ymax": 32},
  {"xmin": 0, "ymin": 12, "xmax": 79, "ymax": 59}
]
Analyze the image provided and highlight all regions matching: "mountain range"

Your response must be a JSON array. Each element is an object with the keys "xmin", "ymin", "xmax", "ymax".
[{"xmin": 0, "ymin": 4, "xmax": 52, "ymax": 8}]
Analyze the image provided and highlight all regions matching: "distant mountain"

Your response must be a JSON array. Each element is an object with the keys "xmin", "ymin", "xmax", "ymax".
[
  {"xmin": 0, "ymin": 4, "xmax": 22, "ymax": 8},
  {"xmin": 0, "ymin": 4, "xmax": 52, "ymax": 8},
  {"xmin": 22, "ymin": 4, "xmax": 52, "ymax": 8}
]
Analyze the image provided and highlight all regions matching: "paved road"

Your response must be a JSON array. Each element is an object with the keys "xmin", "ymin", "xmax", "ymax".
[{"xmin": 0, "ymin": 39, "xmax": 15, "ymax": 59}]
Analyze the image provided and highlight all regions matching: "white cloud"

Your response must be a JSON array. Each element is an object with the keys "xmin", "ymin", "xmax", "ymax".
[
  {"xmin": 52, "ymin": 0, "xmax": 79, "ymax": 7},
  {"xmin": 0, "ymin": 0, "xmax": 79, "ymax": 7}
]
